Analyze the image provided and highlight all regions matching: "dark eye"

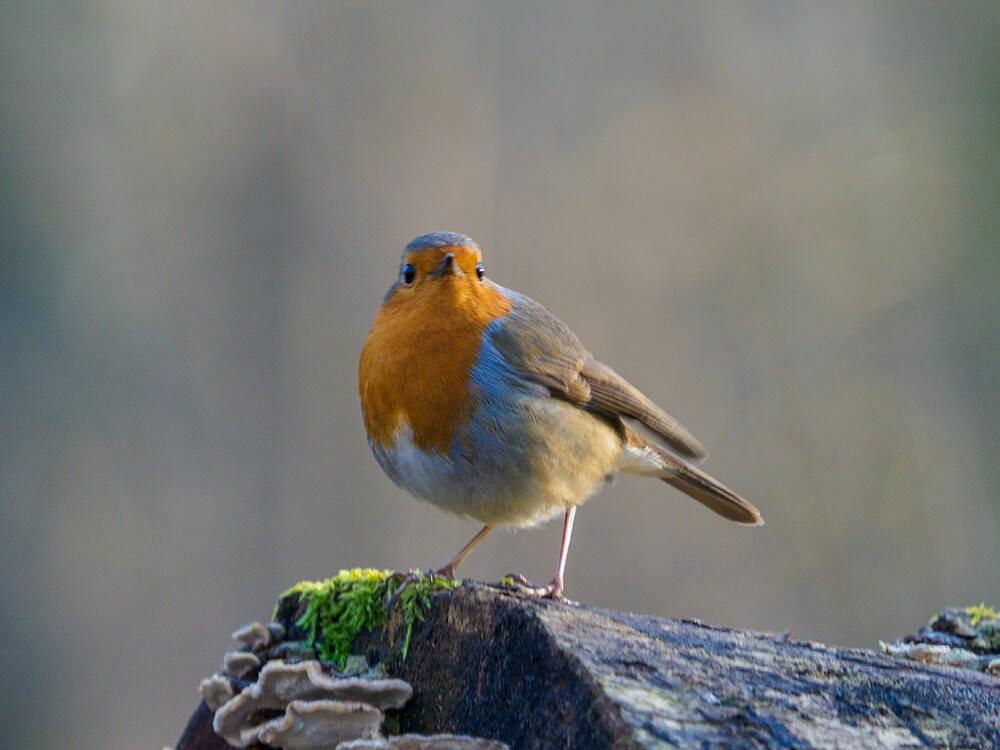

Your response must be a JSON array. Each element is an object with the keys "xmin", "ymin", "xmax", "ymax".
[
  {"xmin": 401, "ymin": 263, "xmax": 416, "ymax": 285},
  {"xmin": 475, "ymin": 263, "xmax": 485, "ymax": 280}
]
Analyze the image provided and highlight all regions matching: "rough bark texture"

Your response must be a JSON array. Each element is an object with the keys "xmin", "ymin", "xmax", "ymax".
[{"xmin": 178, "ymin": 582, "xmax": 1000, "ymax": 749}]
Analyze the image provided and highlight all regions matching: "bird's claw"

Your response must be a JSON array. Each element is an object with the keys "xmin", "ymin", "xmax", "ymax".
[
  {"xmin": 386, "ymin": 566, "xmax": 456, "ymax": 611},
  {"xmin": 504, "ymin": 573, "xmax": 565, "ymax": 600},
  {"xmin": 386, "ymin": 571, "xmax": 420, "ymax": 611}
]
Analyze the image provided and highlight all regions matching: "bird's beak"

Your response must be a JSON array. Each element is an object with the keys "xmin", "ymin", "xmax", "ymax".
[{"xmin": 432, "ymin": 252, "xmax": 465, "ymax": 278}]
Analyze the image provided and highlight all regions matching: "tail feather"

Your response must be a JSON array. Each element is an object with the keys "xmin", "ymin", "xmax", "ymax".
[
  {"xmin": 661, "ymin": 460, "xmax": 763, "ymax": 525},
  {"xmin": 623, "ymin": 423, "xmax": 763, "ymax": 526}
]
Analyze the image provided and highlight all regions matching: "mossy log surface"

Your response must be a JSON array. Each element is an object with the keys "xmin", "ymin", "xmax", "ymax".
[{"xmin": 178, "ymin": 582, "xmax": 1000, "ymax": 749}]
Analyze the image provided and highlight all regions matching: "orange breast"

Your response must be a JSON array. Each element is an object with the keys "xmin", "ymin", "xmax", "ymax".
[{"xmin": 359, "ymin": 280, "xmax": 512, "ymax": 455}]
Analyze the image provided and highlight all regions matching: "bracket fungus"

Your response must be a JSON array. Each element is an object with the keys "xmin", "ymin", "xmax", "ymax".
[
  {"xmin": 260, "ymin": 659, "xmax": 412, "ymax": 708},
  {"xmin": 198, "ymin": 673, "xmax": 238, "ymax": 712},
  {"xmin": 232, "ymin": 620, "xmax": 286, "ymax": 652},
  {"xmin": 222, "ymin": 650, "xmax": 262, "ymax": 680},
  {"xmin": 256, "ymin": 699, "xmax": 383, "ymax": 749},
  {"xmin": 197, "ymin": 594, "xmax": 508, "ymax": 750},
  {"xmin": 211, "ymin": 659, "xmax": 412, "ymax": 747}
]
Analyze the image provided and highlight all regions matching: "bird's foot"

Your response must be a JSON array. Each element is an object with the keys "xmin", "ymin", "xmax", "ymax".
[
  {"xmin": 386, "ymin": 564, "xmax": 456, "ymax": 610},
  {"xmin": 505, "ymin": 573, "xmax": 565, "ymax": 600}
]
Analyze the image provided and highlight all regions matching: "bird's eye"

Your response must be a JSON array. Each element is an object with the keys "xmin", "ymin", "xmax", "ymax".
[
  {"xmin": 401, "ymin": 263, "xmax": 416, "ymax": 285},
  {"xmin": 475, "ymin": 263, "xmax": 485, "ymax": 280}
]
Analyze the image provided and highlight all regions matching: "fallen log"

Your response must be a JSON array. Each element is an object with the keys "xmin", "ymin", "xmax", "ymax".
[{"xmin": 176, "ymin": 580, "xmax": 1000, "ymax": 749}]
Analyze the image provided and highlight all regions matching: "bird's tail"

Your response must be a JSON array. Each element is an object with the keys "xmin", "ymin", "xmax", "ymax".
[{"xmin": 621, "ymin": 423, "xmax": 763, "ymax": 526}]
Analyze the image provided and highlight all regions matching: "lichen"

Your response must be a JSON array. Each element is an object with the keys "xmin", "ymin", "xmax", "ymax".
[
  {"xmin": 278, "ymin": 568, "xmax": 459, "ymax": 669},
  {"xmin": 964, "ymin": 603, "xmax": 1000, "ymax": 653},
  {"xmin": 965, "ymin": 602, "xmax": 998, "ymax": 628}
]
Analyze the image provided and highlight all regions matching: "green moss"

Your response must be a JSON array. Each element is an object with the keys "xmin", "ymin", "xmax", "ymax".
[
  {"xmin": 964, "ymin": 603, "xmax": 1000, "ymax": 653},
  {"xmin": 966, "ymin": 602, "xmax": 998, "ymax": 627},
  {"xmin": 277, "ymin": 568, "xmax": 459, "ymax": 670}
]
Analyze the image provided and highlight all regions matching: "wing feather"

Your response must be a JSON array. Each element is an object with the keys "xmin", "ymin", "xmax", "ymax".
[{"xmin": 486, "ymin": 288, "xmax": 706, "ymax": 459}]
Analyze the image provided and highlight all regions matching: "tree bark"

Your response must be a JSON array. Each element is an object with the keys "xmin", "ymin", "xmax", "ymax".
[{"xmin": 178, "ymin": 582, "xmax": 1000, "ymax": 749}]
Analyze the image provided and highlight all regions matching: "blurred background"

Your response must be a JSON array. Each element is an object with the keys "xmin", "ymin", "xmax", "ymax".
[{"xmin": 2, "ymin": 2, "xmax": 999, "ymax": 748}]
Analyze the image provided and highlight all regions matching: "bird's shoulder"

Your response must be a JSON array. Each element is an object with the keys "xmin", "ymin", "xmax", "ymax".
[
  {"xmin": 482, "ymin": 287, "xmax": 592, "ymax": 400},
  {"xmin": 483, "ymin": 286, "xmax": 706, "ymax": 459}
]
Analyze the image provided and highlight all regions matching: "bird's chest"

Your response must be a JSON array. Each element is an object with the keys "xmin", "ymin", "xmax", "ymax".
[{"xmin": 359, "ymin": 306, "xmax": 490, "ymax": 456}]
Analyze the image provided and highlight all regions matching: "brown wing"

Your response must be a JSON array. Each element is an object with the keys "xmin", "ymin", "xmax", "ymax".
[
  {"xmin": 580, "ymin": 356, "xmax": 706, "ymax": 460},
  {"xmin": 486, "ymin": 288, "xmax": 706, "ymax": 460}
]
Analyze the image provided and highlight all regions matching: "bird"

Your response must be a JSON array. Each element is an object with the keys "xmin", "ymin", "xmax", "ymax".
[{"xmin": 359, "ymin": 232, "xmax": 762, "ymax": 600}]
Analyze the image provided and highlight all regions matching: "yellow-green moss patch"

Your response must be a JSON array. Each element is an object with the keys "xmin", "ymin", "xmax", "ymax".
[
  {"xmin": 966, "ymin": 602, "xmax": 998, "ymax": 627},
  {"xmin": 277, "ymin": 568, "xmax": 459, "ymax": 669}
]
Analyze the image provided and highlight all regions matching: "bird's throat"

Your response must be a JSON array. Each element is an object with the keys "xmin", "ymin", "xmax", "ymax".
[{"xmin": 359, "ymin": 283, "xmax": 511, "ymax": 454}]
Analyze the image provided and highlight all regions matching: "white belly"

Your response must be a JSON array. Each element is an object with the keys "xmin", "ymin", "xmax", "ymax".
[{"xmin": 370, "ymin": 399, "xmax": 624, "ymax": 528}]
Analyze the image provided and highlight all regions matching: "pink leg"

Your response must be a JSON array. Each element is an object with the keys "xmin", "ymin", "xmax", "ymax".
[
  {"xmin": 553, "ymin": 506, "xmax": 576, "ymax": 591},
  {"xmin": 389, "ymin": 525, "xmax": 492, "ymax": 608},
  {"xmin": 437, "ymin": 524, "xmax": 492, "ymax": 578},
  {"xmin": 509, "ymin": 507, "xmax": 576, "ymax": 600}
]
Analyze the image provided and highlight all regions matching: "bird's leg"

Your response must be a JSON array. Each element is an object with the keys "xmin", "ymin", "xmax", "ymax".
[
  {"xmin": 388, "ymin": 525, "xmax": 492, "ymax": 609},
  {"xmin": 434, "ymin": 523, "xmax": 493, "ymax": 579},
  {"xmin": 508, "ymin": 507, "xmax": 576, "ymax": 600}
]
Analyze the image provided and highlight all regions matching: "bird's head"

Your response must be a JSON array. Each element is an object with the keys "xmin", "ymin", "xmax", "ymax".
[{"xmin": 383, "ymin": 232, "xmax": 491, "ymax": 311}]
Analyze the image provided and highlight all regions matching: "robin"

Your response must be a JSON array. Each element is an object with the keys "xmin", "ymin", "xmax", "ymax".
[{"xmin": 359, "ymin": 232, "xmax": 762, "ymax": 600}]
